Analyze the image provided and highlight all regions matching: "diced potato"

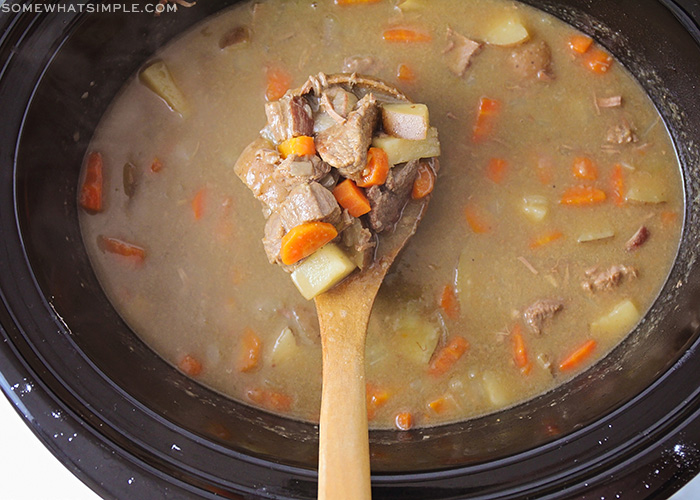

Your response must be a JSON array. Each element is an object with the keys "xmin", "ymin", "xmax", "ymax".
[
  {"xmin": 397, "ymin": 0, "xmax": 426, "ymax": 11},
  {"xmin": 372, "ymin": 126, "xmax": 440, "ymax": 165},
  {"xmin": 626, "ymin": 172, "xmax": 669, "ymax": 203},
  {"xmin": 381, "ymin": 103, "xmax": 430, "ymax": 140},
  {"xmin": 590, "ymin": 299, "xmax": 640, "ymax": 338},
  {"xmin": 482, "ymin": 18, "xmax": 530, "ymax": 46},
  {"xmin": 393, "ymin": 312, "xmax": 440, "ymax": 365},
  {"xmin": 290, "ymin": 243, "xmax": 357, "ymax": 300},
  {"xmin": 521, "ymin": 195, "xmax": 548, "ymax": 222},
  {"xmin": 139, "ymin": 60, "xmax": 188, "ymax": 116},
  {"xmin": 270, "ymin": 327, "xmax": 300, "ymax": 367},
  {"xmin": 481, "ymin": 371, "xmax": 515, "ymax": 407},
  {"xmin": 577, "ymin": 227, "xmax": 615, "ymax": 243}
]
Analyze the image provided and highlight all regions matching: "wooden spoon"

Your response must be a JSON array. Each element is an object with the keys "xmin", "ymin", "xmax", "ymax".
[{"xmin": 315, "ymin": 197, "xmax": 429, "ymax": 500}]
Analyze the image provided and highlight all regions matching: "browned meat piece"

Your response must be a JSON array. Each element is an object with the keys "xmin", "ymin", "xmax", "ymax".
[
  {"xmin": 264, "ymin": 95, "xmax": 314, "ymax": 143},
  {"xmin": 278, "ymin": 182, "xmax": 341, "ymax": 231},
  {"xmin": 509, "ymin": 40, "xmax": 553, "ymax": 82},
  {"xmin": 262, "ymin": 212, "xmax": 285, "ymax": 265},
  {"xmin": 366, "ymin": 159, "xmax": 420, "ymax": 233},
  {"xmin": 341, "ymin": 217, "xmax": 376, "ymax": 268},
  {"xmin": 320, "ymin": 86, "xmax": 359, "ymax": 121},
  {"xmin": 219, "ymin": 26, "xmax": 251, "ymax": 49},
  {"xmin": 315, "ymin": 93, "xmax": 379, "ymax": 178},
  {"xmin": 582, "ymin": 264, "xmax": 638, "ymax": 293},
  {"xmin": 606, "ymin": 119, "xmax": 637, "ymax": 144},
  {"xmin": 596, "ymin": 95, "xmax": 623, "ymax": 109},
  {"xmin": 234, "ymin": 139, "xmax": 290, "ymax": 215},
  {"xmin": 625, "ymin": 226, "xmax": 650, "ymax": 252},
  {"xmin": 343, "ymin": 55, "xmax": 378, "ymax": 74},
  {"xmin": 523, "ymin": 298, "xmax": 564, "ymax": 335},
  {"xmin": 443, "ymin": 27, "xmax": 482, "ymax": 77},
  {"xmin": 295, "ymin": 72, "xmax": 408, "ymax": 102},
  {"xmin": 274, "ymin": 155, "xmax": 331, "ymax": 187}
]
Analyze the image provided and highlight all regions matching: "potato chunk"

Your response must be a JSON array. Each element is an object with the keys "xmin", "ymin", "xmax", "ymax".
[
  {"xmin": 393, "ymin": 312, "xmax": 440, "ymax": 365},
  {"xmin": 626, "ymin": 172, "xmax": 669, "ymax": 203},
  {"xmin": 381, "ymin": 103, "xmax": 429, "ymax": 140},
  {"xmin": 483, "ymin": 18, "xmax": 530, "ymax": 46},
  {"xmin": 590, "ymin": 299, "xmax": 640, "ymax": 338},
  {"xmin": 290, "ymin": 243, "xmax": 357, "ymax": 300},
  {"xmin": 372, "ymin": 127, "xmax": 440, "ymax": 165},
  {"xmin": 139, "ymin": 60, "xmax": 188, "ymax": 116}
]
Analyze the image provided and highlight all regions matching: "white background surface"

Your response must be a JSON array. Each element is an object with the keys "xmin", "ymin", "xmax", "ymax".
[{"xmin": 1, "ymin": 392, "xmax": 700, "ymax": 500}]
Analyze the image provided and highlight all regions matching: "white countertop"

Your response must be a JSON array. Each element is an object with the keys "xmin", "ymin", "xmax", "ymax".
[{"xmin": 1, "ymin": 393, "xmax": 699, "ymax": 499}]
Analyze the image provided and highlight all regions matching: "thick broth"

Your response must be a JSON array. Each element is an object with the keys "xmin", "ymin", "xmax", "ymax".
[{"xmin": 79, "ymin": 0, "xmax": 683, "ymax": 429}]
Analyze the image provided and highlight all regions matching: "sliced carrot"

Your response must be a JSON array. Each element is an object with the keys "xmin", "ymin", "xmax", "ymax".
[
  {"xmin": 660, "ymin": 210, "xmax": 679, "ymax": 226},
  {"xmin": 412, "ymin": 161, "xmax": 436, "ymax": 199},
  {"xmin": 583, "ymin": 48, "xmax": 613, "ymax": 74},
  {"xmin": 439, "ymin": 284, "xmax": 460, "ymax": 320},
  {"xmin": 357, "ymin": 147, "xmax": 390, "ymax": 187},
  {"xmin": 98, "ymin": 236, "xmax": 146, "ymax": 262},
  {"xmin": 383, "ymin": 27, "xmax": 432, "ymax": 43},
  {"xmin": 568, "ymin": 34, "xmax": 593, "ymax": 54},
  {"xmin": 572, "ymin": 156, "xmax": 598, "ymax": 181},
  {"xmin": 280, "ymin": 221, "xmax": 338, "ymax": 265},
  {"xmin": 486, "ymin": 157, "xmax": 508, "ymax": 184},
  {"xmin": 335, "ymin": 0, "xmax": 381, "ymax": 4},
  {"xmin": 559, "ymin": 339, "xmax": 597, "ymax": 371},
  {"xmin": 79, "ymin": 152, "xmax": 104, "ymax": 212},
  {"xmin": 238, "ymin": 327, "xmax": 262, "ymax": 373},
  {"xmin": 560, "ymin": 185, "xmax": 607, "ymax": 206},
  {"xmin": 610, "ymin": 164, "xmax": 625, "ymax": 206},
  {"xmin": 150, "ymin": 157, "xmax": 164, "ymax": 173},
  {"xmin": 511, "ymin": 324, "xmax": 531, "ymax": 374},
  {"xmin": 178, "ymin": 354, "xmax": 202, "ymax": 376},
  {"xmin": 278, "ymin": 135, "xmax": 316, "ymax": 159},
  {"xmin": 472, "ymin": 97, "xmax": 501, "ymax": 143},
  {"xmin": 428, "ymin": 336, "xmax": 469, "ymax": 376},
  {"xmin": 397, "ymin": 63, "xmax": 416, "ymax": 82},
  {"xmin": 333, "ymin": 179, "xmax": 372, "ymax": 217},
  {"xmin": 427, "ymin": 395, "xmax": 455, "ymax": 415},
  {"xmin": 247, "ymin": 388, "xmax": 293, "ymax": 412},
  {"xmin": 265, "ymin": 65, "xmax": 292, "ymax": 102},
  {"xmin": 366, "ymin": 383, "xmax": 390, "ymax": 420},
  {"xmin": 395, "ymin": 411, "xmax": 414, "ymax": 431},
  {"xmin": 464, "ymin": 203, "xmax": 492, "ymax": 234},
  {"xmin": 192, "ymin": 188, "xmax": 206, "ymax": 220},
  {"xmin": 530, "ymin": 230, "xmax": 564, "ymax": 250}
]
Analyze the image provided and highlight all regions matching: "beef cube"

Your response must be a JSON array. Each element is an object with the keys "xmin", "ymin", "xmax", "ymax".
[
  {"xmin": 262, "ymin": 212, "xmax": 285, "ymax": 265},
  {"xmin": 274, "ymin": 155, "xmax": 331, "ymax": 187},
  {"xmin": 606, "ymin": 120, "xmax": 638, "ymax": 145},
  {"xmin": 582, "ymin": 264, "xmax": 638, "ymax": 292},
  {"xmin": 279, "ymin": 182, "xmax": 341, "ymax": 230},
  {"xmin": 523, "ymin": 298, "xmax": 564, "ymax": 335},
  {"xmin": 264, "ymin": 95, "xmax": 314, "ymax": 143},
  {"xmin": 625, "ymin": 226, "xmax": 650, "ymax": 252},
  {"xmin": 234, "ymin": 138, "xmax": 290, "ymax": 215},
  {"xmin": 444, "ymin": 27, "xmax": 482, "ymax": 77},
  {"xmin": 366, "ymin": 159, "xmax": 420, "ymax": 233}
]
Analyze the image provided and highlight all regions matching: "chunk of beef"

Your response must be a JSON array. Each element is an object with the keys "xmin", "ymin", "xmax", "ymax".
[
  {"xmin": 625, "ymin": 225, "xmax": 650, "ymax": 252},
  {"xmin": 510, "ymin": 40, "xmax": 553, "ymax": 82},
  {"xmin": 596, "ymin": 95, "xmax": 623, "ymax": 109},
  {"xmin": 582, "ymin": 264, "xmax": 638, "ymax": 293},
  {"xmin": 234, "ymin": 139, "xmax": 290, "ymax": 215},
  {"xmin": 279, "ymin": 182, "xmax": 341, "ymax": 231},
  {"xmin": 264, "ymin": 95, "xmax": 314, "ymax": 143},
  {"xmin": 523, "ymin": 298, "xmax": 564, "ymax": 335},
  {"xmin": 443, "ymin": 27, "xmax": 482, "ymax": 77},
  {"xmin": 274, "ymin": 154, "xmax": 331, "ymax": 187},
  {"xmin": 315, "ymin": 93, "xmax": 379, "ymax": 178},
  {"xmin": 262, "ymin": 212, "xmax": 285, "ymax": 265},
  {"xmin": 341, "ymin": 217, "xmax": 375, "ymax": 268},
  {"xmin": 320, "ymin": 86, "xmax": 359, "ymax": 122},
  {"xmin": 366, "ymin": 159, "xmax": 420, "ymax": 233},
  {"xmin": 606, "ymin": 119, "xmax": 637, "ymax": 145}
]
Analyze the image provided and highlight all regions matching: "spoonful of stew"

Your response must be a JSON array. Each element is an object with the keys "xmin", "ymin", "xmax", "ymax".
[{"xmin": 234, "ymin": 72, "xmax": 440, "ymax": 500}]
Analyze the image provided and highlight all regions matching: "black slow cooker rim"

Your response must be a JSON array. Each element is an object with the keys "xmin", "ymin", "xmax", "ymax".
[{"xmin": 2, "ymin": 0, "xmax": 700, "ymax": 499}]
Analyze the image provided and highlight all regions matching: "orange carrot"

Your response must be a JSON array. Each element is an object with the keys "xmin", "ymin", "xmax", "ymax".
[
  {"xmin": 486, "ymin": 157, "xmax": 508, "ymax": 184},
  {"xmin": 428, "ymin": 336, "xmax": 469, "ymax": 376},
  {"xmin": 278, "ymin": 135, "xmax": 316, "ymax": 159},
  {"xmin": 530, "ymin": 230, "xmax": 564, "ymax": 250},
  {"xmin": 583, "ymin": 48, "xmax": 613, "ymax": 74},
  {"xmin": 357, "ymin": 147, "xmax": 390, "ymax": 187},
  {"xmin": 79, "ymin": 152, "xmax": 104, "ymax": 212},
  {"xmin": 247, "ymin": 388, "xmax": 293, "ymax": 412},
  {"xmin": 472, "ymin": 97, "xmax": 501, "ymax": 142},
  {"xmin": 395, "ymin": 411, "xmax": 414, "ymax": 431},
  {"xmin": 335, "ymin": 0, "xmax": 381, "ymax": 4},
  {"xmin": 568, "ymin": 34, "xmax": 593, "ymax": 54},
  {"xmin": 560, "ymin": 185, "xmax": 607, "ymax": 206},
  {"xmin": 412, "ymin": 162, "xmax": 436, "ymax": 199},
  {"xmin": 397, "ymin": 63, "xmax": 416, "ymax": 82},
  {"xmin": 572, "ymin": 156, "xmax": 598, "ymax": 181},
  {"xmin": 611, "ymin": 164, "xmax": 625, "ymax": 206},
  {"xmin": 150, "ymin": 157, "xmax": 164, "ymax": 173},
  {"xmin": 660, "ymin": 210, "xmax": 679, "ymax": 226},
  {"xmin": 265, "ymin": 65, "xmax": 292, "ymax": 102},
  {"xmin": 333, "ymin": 179, "xmax": 372, "ymax": 217},
  {"xmin": 192, "ymin": 188, "xmax": 206, "ymax": 220},
  {"xmin": 439, "ymin": 284, "xmax": 460, "ymax": 320},
  {"xmin": 511, "ymin": 324, "xmax": 531, "ymax": 374},
  {"xmin": 559, "ymin": 339, "xmax": 597, "ymax": 371},
  {"xmin": 98, "ymin": 236, "xmax": 146, "ymax": 262},
  {"xmin": 280, "ymin": 221, "xmax": 338, "ymax": 265},
  {"xmin": 366, "ymin": 383, "xmax": 390, "ymax": 420},
  {"xmin": 238, "ymin": 327, "xmax": 262, "ymax": 373},
  {"xmin": 427, "ymin": 395, "xmax": 455, "ymax": 414},
  {"xmin": 383, "ymin": 27, "xmax": 432, "ymax": 43},
  {"xmin": 464, "ymin": 203, "xmax": 492, "ymax": 234},
  {"xmin": 178, "ymin": 354, "xmax": 202, "ymax": 376}
]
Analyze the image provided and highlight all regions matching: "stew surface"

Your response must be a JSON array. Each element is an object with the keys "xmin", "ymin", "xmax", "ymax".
[{"xmin": 79, "ymin": 0, "xmax": 683, "ymax": 429}]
